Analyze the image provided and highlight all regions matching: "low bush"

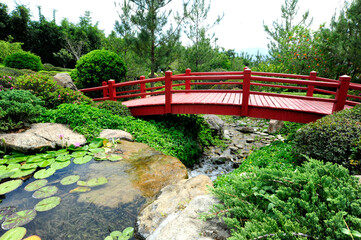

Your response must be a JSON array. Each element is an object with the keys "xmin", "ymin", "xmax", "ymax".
[
  {"xmin": 0, "ymin": 89, "xmax": 45, "ymax": 132},
  {"xmin": 278, "ymin": 121, "xmax": 305, "ymax": 141},
  {"xmin": 0, "ymin": 40, "xmax": 23, "ymax": 63},
  {"xmin": 293, "ymin": 105, "xmax": 361, "ymax": 173},
  {"xmin": 4, "ymin": 52, "xmax": 42, "ymax": 71},
  {"xmin": 0, "ymin": 75, "xmax": 15, "ymax": 91},
  {"xmin": 37, "ymin": 104, "xmax": 219, "ymax": 166},
  {"xmin": 97, "ymin": 100, "xmax": 131, "ymax": 117},
  {"xmin": 210, "ymin": 159, "xmax": 361, "ymax": 240},
  {"xmin": 15, "ymin": 74, "xmax": 93, "ymax": 109}
]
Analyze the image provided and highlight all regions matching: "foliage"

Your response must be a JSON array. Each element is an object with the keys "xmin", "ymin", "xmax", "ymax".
[
  {"xmin": 96, "ymin": 100, "xmax": 131, "ymax": 117},
  {"xmin": 0, "ymin": 40, "xmax": 23, "ymax": 63},
  {"xmin": 37, "ymin": 104, "xmax": 219, "ymax": 166},
  {"xmin": 15, "ymin": 73, "xmax": 93, "ymax": 109},
  {"xmin": 278, "ymin": 121, "xmax": 304, "ymax": 141},
  {"xmin": 0, "ymin": 89, "xmax": 45, "ymax": 132},
  {"xmin": 4, "ymin": 52, "xmax": 42, "ymax": 71},
  {"xmin": 104, "ymin": 227, "xmax": 134, "ymax": 240},
  {"xmin": 293, "ymin": 104, "xmax": 361, "ymax": 174},
  {"xmin": 74, "ymin": 49, "xmax": 127, "ymax": 89},
  {"xmin": 0, "ymin": 75, "xmax": 15, "ymax": 91},
  {"xmin": 210, "ymin": 159, "xmax": 361, "ymax": 240},
  {"xmin": 53, "ymin": 49, "xmax": 73, "ymax": 68}
]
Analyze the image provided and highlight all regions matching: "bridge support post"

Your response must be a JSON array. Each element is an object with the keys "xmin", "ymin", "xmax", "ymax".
[
  {"xmin": 165, "ymin": 71, "xmax": 173, "ymax": 114},
  {"xmin": 332, "ymin": 75, "xmax": 351, "ymax": 112},
  {"xmin": 102, "ymin": 81, "xmax": 108, "ymax": 98},
  {"xmin": 241, "ymin": 67, "xmax": 251, "ymax": 116},
  {"xmin": 307, "ymin": 71, "xmax": 317, "ymax": 97},
  {"xmin": 108, "ymin": 80, "xmax": 116, "ymax": 101},
  {"xmin": 185, "ymin": 68, "xmax": 191, "ymax": 91},
  {"xmin": 140, "ymin": 76, "xmax": 146, "ymax": 98}
]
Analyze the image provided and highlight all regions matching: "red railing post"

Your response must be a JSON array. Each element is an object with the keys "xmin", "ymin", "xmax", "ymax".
[
  {"xmin": 332, "ymin": 75, "xmax": 351, "ymax": 112},
  {"xmin": 307, "ymin": 71, "xmax": 317, "ymax": 97},
  {"xmin": 241, "ymin": 67, "xmax": 251, "ymax": 116},
  {"xmin": 185, "ymin": 68, "xmax": 191, "ymax": 91},
  {"xmin": 165, "ymin": 71, "xmax": 173, "ymax": 114},
  {"xmin": 108, "ymin": 80, "xmax": 116, "ymax": 101},
  {"xmin": 140, "ymin": 75, "xmax": 146, "ymax": 98},
  {"xmin": 102, "ymin": 81, "xmax": 108, "ymax": 98}
]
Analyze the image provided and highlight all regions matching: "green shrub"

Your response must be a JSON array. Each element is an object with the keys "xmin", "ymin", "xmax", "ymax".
[
  {"xmin": 293, "ymin": 105, "xmax": 361, "ymax": 173},
  {"xmin": 0, "ymin": 40, "xmax": 23, "ymax": 63},
  {"xmin": 74, "ymin": 50, "xmax": 127, "ymax": 89},
  {"xmin": 278, "ymin": 121, "xmax": 305, "ymax": 140},
  {"xmin": 15, "ymin": 74, "xmax": 93, "ymax": 109},
  {"xmin": 210, "ymin": 159, "xmax": 361, "ymax": 240},
  {"xmin": 0, "ymin": 89, "xmax": 45, "ymax": 131},
  {"xmin": 4, "ymin": 52, "xmax": 43, "ymax": 71},
  {"xmin": 97, "ymin": 100, "xmax": 131, "ymax": 117},
  {"xmin": 0, "ymin": 75, "xmax": 15, "ymax": 91},
  {"xmin": 37, "ymin": 104, "xmax": 218, "ymax": 166}
]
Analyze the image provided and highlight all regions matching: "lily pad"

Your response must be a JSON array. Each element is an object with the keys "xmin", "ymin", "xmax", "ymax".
[
  {"xmin": 5, "ymin": 157, "xmax": 26, "ymax": 164},
  {"xmin": 2, "ymin": 209, "xmax": 36, "ymax": 230},
  {"xmin": 71, "ymin": 151, "xmax": 87, "ymax": 158},
  {"xmin": 35, "ymin": 196, "xmax": 61, "ymax": 212},
  {"xmin": 108, "ymin": 155, "xmax": 123, "ymax": 162},
  {"xmin": 89, "ymin": 148, "xmax": 105, "ymax": 153},
  {"xmin": 69, "ymin": 186, "xmax": 91, "ymax": 193},
  {"xmin": 0, "ymin": 207, "xmax": 16, "ymax": 222},
  {"xmin": 36, "ymin": 159, "xmax": 55, "ymax": 168},
  {"xmin": 10, "ymin": 169, "xmax": 36, "ymax": 179},
  {"xmin": 0, "ymin": 159, "xmax": 7, "ymax": 165},
  {"xmin": 6, "ymin": 164, "xmax": 20, "ymax": 171},
  {"xmin": 26, "ymin": 156, "xmax": 43, "ymax": 163},
  {"xmin": 0, "ymin": 227, "xmax": 27, "ymax": 240},
  {"xmin": 20, "ymin": 164, "xmax": 37, "ymax": 170},
  {"xmin": 94, "ymin": 153, "xmax": 107, "ymax": 161},
  {"xmin": 60, "ymin": 175, "xmax": 80, "ymax": 185},
  {"xmin": 32, "ymin": 186, "xmax": 58, "ymax": 199},
  {"xmin": 33, "ymin": 168, "xmax": 56, "ymax": 179},
  {"xmin": 24, "ymin": 180, "xmax": 48, "ymax": 192},
  {"xmin": 51, "ymin": 161, "xmax": 71, "ymax": 170},
  {"xmin": 73, "ymin": 155, "xmax": 92, "ymax": 165},
  {"xmin": 0, "ymin": 172, "xmax": 14, "ymax": 180},
  {"xmin": 55, "ymin": 155, "xmax": 72, "ymax": 162},
  {"xmin": 77, "ymin": 177, "xmax": 108, "ymax": 187},
  {"xmin": 0, "ymin": 180, "xmax": 22, "ymax": 195},
  {"xmin": 89, "ymin": 138, "xmax": 104, "ymax": 149}
]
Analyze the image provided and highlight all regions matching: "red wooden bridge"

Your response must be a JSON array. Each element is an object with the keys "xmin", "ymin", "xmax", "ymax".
[{"xmin": 79, "ymin": 68, "xmax": 361, "ymax": 123}]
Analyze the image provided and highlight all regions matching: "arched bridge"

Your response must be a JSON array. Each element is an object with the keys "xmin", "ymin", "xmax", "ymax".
[{"xmin": 79, "ymin": 68, "xmax": 361, "ymax": 123}]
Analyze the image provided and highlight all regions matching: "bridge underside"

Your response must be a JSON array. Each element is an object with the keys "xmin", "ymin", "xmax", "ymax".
[{"xmin": 122, "ymin": 93, "xmax": 349, "ymax": 123}]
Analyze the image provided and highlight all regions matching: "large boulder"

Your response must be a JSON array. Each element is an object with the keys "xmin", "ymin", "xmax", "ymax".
[
  {"xmin": 53, "ymin": 73, "xmax": 78, "ymax": 91},
  {"xmin": 137, "ymin": 175, "xmax": 230, "ymax": 240},
  {"xmin": 203, "ymin": 115, "xmax": 224, "ymax": 137},
  {"xmin": 0, "ymin": 123, "xmax": 86, "ymax": 153}
]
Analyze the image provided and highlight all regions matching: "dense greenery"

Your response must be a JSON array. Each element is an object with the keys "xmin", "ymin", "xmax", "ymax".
[
  {"xmin": 96, "ymin": 100, "xmax": 132, "ymax": 117},
  {"xmin": 37, "ymin": 103, "xmax": 220, "ymax": 166},
  {"xmin": 73, "ymin": 50, "xmax": 127, "ymax": 88},
  {"xmin": 210, "ymin": 159, "xmax": 361, "ymax": 240},
  {"xmin": 0, "ymin": 40, "xmax": 23, "ymax": 63},
  {"xmin": 293, "ymin": 104, "xmax": 361, "ymax": 173},
  {"xmin": 4, "ymin": 51, "xmax": 42, "ymax": 71},
  {"xmin": 0, "ymin": 89, "xmax": 45, "ymax": 131}
]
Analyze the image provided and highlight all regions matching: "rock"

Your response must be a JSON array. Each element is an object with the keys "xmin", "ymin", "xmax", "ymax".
[
  {"xmin": 53, "ymin": 73, "xmax": 78, "ymax": 91},
  {"xmin": 223, "ymin": 130, "xmax": 231, "ymax": 139},
  {"xmin": 99, "ymin": 129, "xmax": 133, "ymax": 142},
  {"xmin": 137, "ymin": 175, "xmax": 230, "ymax": 240},
  {"xmin": 246, "ymin": 138, "xmax": 255, "ymax": 143},
  {"xmin": 203, "ymin": 115, "xmax": 225, "ymax": 137},
  {"xmin": 237, "ymin": 127, "xmax": 255, "ymax": 133},
  {"xmin": 267, "ymin": 120, "xmax": 284, "ymax": 133},
  {"xmin": 0, "ymin": 123, "xmax": 86, "ymax": 153}
]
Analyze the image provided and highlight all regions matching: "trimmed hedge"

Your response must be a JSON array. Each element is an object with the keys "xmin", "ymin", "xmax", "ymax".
[
  {"xmin": 4, "ymin": 52, "xmax": 42, "ymax": 71},
  {"xmin": 96, "ymin": 100, "xmax": 131, "ymax": 117}
]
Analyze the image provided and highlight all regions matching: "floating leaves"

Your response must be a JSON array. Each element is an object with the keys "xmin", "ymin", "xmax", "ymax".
[
  {"xmin": 0, "ymin": 180, "xmax": 22, "ymax": 195},
  {"xmin": 2, "ymin": 209, "xmax": 36, "ymax": 230},
  {"xmin": 24, "ymin": 180, "xmax": 48, "ymax": 192},
  {"xmin": 108, "ymin": 155, "xmax": 123, "ymax": 162},
  {"xmin": 33, "ymin": 186, "xmax": 58, "ymax": 199},
  {"xmin": 73, "ymin": 155, "xmax": 92, "ymax": 165},
  {"xmin": 60, "ymin": 175, "xmax": 80, "ymax": 185},
  {"xmin": 10, "ymin": 169, "xmax": 36, "ymax": 179},
  {"xmin": 77, "ymin": 177, "xmax": 108, "ymax": 187},
  {"xmin": 0, "ymin": 207, "xmax": 16, "ymax": 222},
  {"xmin": 69, "ymin": 186, "xmax": 91, "ymax": 193},
  {"xmin": 51, "ymin": 161, "xmax": 71, "ymax": 170},
  {"xmin": 0, "ymin": 227, "xmax": 27, "ymax": 240},
  {"xmin": 55, "ymin": 155, "xmax": 71, "ymax": 162},
  {"xmin": 35, "ymin": 196, "xmax": 61, "ymax": 212},
  {"xmin": 33, "ymin": 168, "xmax": 56, "ymax": 179}
]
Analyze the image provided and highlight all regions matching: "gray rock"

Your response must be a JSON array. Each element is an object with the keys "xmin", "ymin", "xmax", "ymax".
[
  {"xmin": 237, "ymin": 127, "xmax": 255, "ymax": 133},
  {"xmin": 99, "ymin": 129, "xmax": 133, "ymax": 142},
  {"xmin": 203, "ymin": 115, "xmax": 225, "ymax": 137},
  {"xmin": 53, "ymin": 73, "xmax": 78, "ymax": 91},
  {"xmin": 267, "ymin": 120, "xmax": 284, "ymax": 133},
  {"xmin": 0, "ymin": 123, "xmax": 86, "ymax": 153},
  {"xmin": 246, "ymin": 138, "xmax": 255, "ymax": 143}
]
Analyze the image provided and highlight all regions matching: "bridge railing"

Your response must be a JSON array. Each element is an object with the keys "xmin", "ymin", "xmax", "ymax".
[{"xmin": 79, "ymin": 68, "xmax": 361, "ymax": 114}]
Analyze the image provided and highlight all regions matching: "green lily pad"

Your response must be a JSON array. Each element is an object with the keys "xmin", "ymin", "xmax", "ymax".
[
  {"xmin": 10, "ymin": 169, "xmax": 36, "ymax": 179},
  {"xmin": 71, "ymin": 151, "xmax": 87, "ymax": 158},
  {"xmin": 33, "ymin": 168, "xmax": 56, "ymax": 179},
  {"xmin": 0, "ymin": 207, "xmax": 16, "ymax": 222},
  {"xmin": 60, "ymin": 175, "xmax": 80, "ymax": 185},
  {"xmin": 32, "ymin": 186, "xmax": 58, "ymax": 199},
  {"xmin": 89, "ymin": 148, "xmax": 105, "ymax": 153},
  {"xmin": 24, "ymin": 180, "xmax": 48, "ymax": 192},
  {"xmin": 26, "ymin": 156, "xmax": 43, "ymax": 163},
  {"xmin": 36, "ymin": 159, "xmax": 55, "ymax": 168},
  {"xmin": 94, "ymin": 153, "xmax": 107, "ymax": 160},
  {"xmin": 0, "ymin": 159, "xmax": 7, "ymax": 165},
  {"xmin": 6, "ymin": 164, "xmax": 20, "ymax": 171},
  {"xmin": 77, "ymin": 177, "xmax": 108, "ymax": 187},
  {"xmin": 69, "ymin": 186, "xmax": 91, "ymax": 193},
  {"xmin": 0, "ymin": 227, "xmax": 27, "ymax": 240},
  {"xmin": 0, "ymin": 180, "xmax": 22, "ymax": 195},
  {"xmin": 108, "ymin": 155, "xmax": 123, "ymax": 162},
  {"xmin": 55, "ymin": 155, "xmax": 72, "ymax": 162},
  {"xmin": 5, "ymin": 157, "xmax": 25, "ymax": 165},
  {"xmin": 20, "ymin": 164, "xmax": 37, "ymax": 170},
  {"xmin": 51, "ymin": 161, "xmax": 71, "ymax": 170},
  {"xmin": 2, "ymin": 209, "xmax": 36, "ymax": 230},
  {"xmin": 42, "ymin": 154, "xmax": 55, "ymax": 159},
  {"xmin": 0, "ymin": 172, "xmax": 14, "ymax": 180},
  {"xmin": 35, "ymin": 196, "xmax": 61, "ymax": 212},
  {"xmin": 73, "ymin": 155, "xmax": 92, "ymax": 165},
  {"xmin": 89, "ymin": 138, "xmax": 104, "ymax": 149}
]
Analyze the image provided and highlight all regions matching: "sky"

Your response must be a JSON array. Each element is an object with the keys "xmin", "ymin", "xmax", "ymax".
[{"xmin": 4, "ymin": 0, "xmax": 346, "ymax": 54}]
